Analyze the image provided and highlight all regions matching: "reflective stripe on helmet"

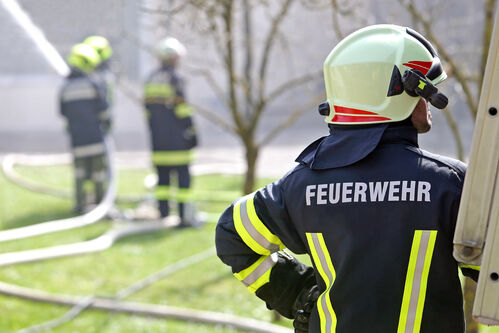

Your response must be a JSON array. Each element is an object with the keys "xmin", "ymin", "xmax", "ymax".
[
  {"xmin": 234, "ymin": 252, "xmax": 278, "ymax": 293},
  {"xmin": 233, "ymin": 193, "xmax": 285, "ymax": 256}
]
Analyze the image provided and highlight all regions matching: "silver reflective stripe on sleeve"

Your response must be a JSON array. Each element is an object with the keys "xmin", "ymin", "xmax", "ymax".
[
  {"xmin": 234, "ymin": 252, "xmax": 278, "ymax": 293},
  {"xmin": 241, "ymin": 253, "xmax": 278, "ymax": 287},
  {"xmin": 62, "ymin": 80, "xmax": 98, "ymax": 102},
  {"xmin": 73, "ymin": 143, "xmax": 105, "ymax": 157},
  {"xmin": 238, "ymin": 197, "xmax": 281, "ymax": 253}
]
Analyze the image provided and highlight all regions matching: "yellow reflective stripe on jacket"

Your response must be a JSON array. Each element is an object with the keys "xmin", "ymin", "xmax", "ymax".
[
  {"xmin": 152, "ymin": 150, "xmax": 195, "ymax": 166},
  {"xmin": 144, "ymin": 83, "xmax": 175, "ymax": 99},
  {"xmin": 460, "ymin": 264, "xmax": 480, "ymax": 271},
  {"xmin": 397, "ymin": 230, "xmax": 438, "ymax": 333},
  {"xmin": 233, "ymin": 193, "xmax": 285, "ymax": 256},
  {"xmin": 176, "ymin": 187, "xmax": 193, "ymax": 203},
  {"xmin": 155, "ymin": 185, "xmax": 171, "ymax": 200},
  {"xmin": 234, "ymin": 252, "xmax": 278, "ymax": 293},
  {"xmin": 174, "ymin": 103, "xmax": 194, "ymax": 118},
  {"xmin": 306, "ymin": 233, "xmax": 337, "ymax": 333}
]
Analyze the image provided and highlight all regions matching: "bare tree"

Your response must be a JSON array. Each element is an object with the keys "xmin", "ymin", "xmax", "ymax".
[{"xmin": 142, "ymin": 0, "xmax": 330, "ymax": 193}]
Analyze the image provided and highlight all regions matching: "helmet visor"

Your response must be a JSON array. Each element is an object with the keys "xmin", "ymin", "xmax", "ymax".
[{"xmin": 427, "ymin": 57, "xmax": 447, "ymax": 85}]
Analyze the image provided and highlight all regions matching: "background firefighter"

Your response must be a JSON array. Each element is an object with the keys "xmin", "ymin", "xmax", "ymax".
[
  {"xmin": 59, "ymin": 43, "xmax": 109, "ymax": 214},
  {"xmin": 144, "ymin": 37, "xmax": 198, "ymax": 227},
  {"xmin": 215, "ymin": 25, "xmax": 479, "ymax": 332},
  {"xmin": 83, "ymin": 35, "xmax": 114, "ymax": 134}
]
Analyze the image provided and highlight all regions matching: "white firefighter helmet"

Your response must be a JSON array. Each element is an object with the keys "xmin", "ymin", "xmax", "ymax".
[
  {"xmin": 320, "ymin": 24, "xmax": 447, "ymax": 125},
  {"xmin": 156, "ymin": 37, "xmax": 186, "ymax": 63}
]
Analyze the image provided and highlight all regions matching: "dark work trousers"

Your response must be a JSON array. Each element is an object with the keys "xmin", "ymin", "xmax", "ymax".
[
  {"xmin": 74, "ymin": 154, "xmax": 107, "ymax": 213},
  {"xmin": 155, "ymin": 165, "xmax": 191, "ymax": 220}
]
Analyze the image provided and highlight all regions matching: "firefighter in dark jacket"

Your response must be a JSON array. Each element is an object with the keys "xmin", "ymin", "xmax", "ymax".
[
  {"xmin": 84, "ymin": 35, "xmax": 113, "ymax": 133},
  {"xmin": 60, "ymin": 43, "xmax": 109, "ymax": 214},
  {"xmin": 144, "ymin": 37, "xmax": 197, "ymax": 226},
  {"xmin": 215, "ymin": 25, "xmax": 479, "ymax": 333}
]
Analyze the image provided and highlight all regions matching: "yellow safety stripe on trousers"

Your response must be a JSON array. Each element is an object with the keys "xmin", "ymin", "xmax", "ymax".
[
  {"xmin": 144, "ymin": 83, "xmax": 175, "ymax": 99},
  {"xmin": 176, "ymin": 188, "xmax": 193, "ymax": 203},
  {"xmin": 233, "ymin": 193, "xmax": 285, "ymax": 256},
  {"xmin": 83, "ymin": 180, "xmax": 94, "ymax": 192},
  {"xmin": 234, "ymin": 252, "xmax": 278, "ymax": 293},
  {"xmin": 152, "ymin": 150, "xmax": 195, "ymax": 166},
  {"xmin": 397, "ymin": 230, "xmax": 438, "ymax": 333},
  {"xmin": 306, "ymin": 233, "xmax": 337, "ymax": 333},
  {"xmin": 154, "ymin": 185, "xmax": 171, "ymax": 200},
  {"xmin": 174, "ymin": 103, "xmax": 194, "ymax": 118}
]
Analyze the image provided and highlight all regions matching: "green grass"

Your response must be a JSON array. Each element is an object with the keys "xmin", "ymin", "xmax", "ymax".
[
  {"xmin": 2, "ymin": 165, "xmax": 496, "ymax": 333},
  {"xmin": 0, "ymin": 165, "xmax": 290, "ymax": 333}
]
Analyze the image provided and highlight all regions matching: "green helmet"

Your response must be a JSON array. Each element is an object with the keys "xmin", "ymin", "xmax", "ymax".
[
  {"xmin": 66, "ymin": 43, "xmax": 101, "ymax": 73},
  {"xmin": 83, "ymin": 35, "xmax": 112, "ymax": 62},
  {"xmin": 321, "ymin": 24, "xmax": 447, "ymax": 125}
]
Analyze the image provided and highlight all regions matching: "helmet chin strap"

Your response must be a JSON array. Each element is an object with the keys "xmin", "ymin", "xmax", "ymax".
[{"xmin": 402, "ymin": 69, "xmax": 448, "ymax": 109}]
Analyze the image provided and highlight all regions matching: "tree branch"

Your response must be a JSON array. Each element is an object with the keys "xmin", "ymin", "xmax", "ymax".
[
  {"xmin": 257, "ymin": 0, "xmax": 295, "ymax": 104},
  {"xmin": 139, "ymin": 0, "xmax": 197, "ymax": 15},
  {"xmin": 242, "ymin": 0, "xmax": 254, "ymax": 120},
  {"xmin": 441, "ymin": 106, "xmax": 464, "ymax": 161},
  {"xmin": 185, "ymin": 66, "xmax": 229, "ymax": 110},
  {"xmin": 258, "ymin": 93, "xmax": 324, "ymax": 145},
  {"xmin": 331, "ymin": 0, "xmax": 345, "ymax": 39},
  {"xmin": 399, "ymin": 0, "xmax": 478, "ymax": 118},
  {"xmin": 190, "ymin": 103, "xmax": 238, "ymax": 135},
  {"xmin": 265, "ymin": 70, "xmax": 323, "ymax": 104},
  {"xmin": 478, "ymin": 0, "xmax": 498, "ymax": 92},
  {"xmin": 221, "ymin": 1, "xmax": 244, "ymax": 132}
]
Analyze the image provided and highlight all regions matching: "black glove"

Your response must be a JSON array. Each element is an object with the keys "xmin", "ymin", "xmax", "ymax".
[{"xmin": 292, "ymin": 284, "xmax": 320, "ymax": 333}]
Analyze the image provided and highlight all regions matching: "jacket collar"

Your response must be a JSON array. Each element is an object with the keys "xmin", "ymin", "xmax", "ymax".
[{"xmin": 295, "ymin": 124, "xmax": 418, "ymax": 170}]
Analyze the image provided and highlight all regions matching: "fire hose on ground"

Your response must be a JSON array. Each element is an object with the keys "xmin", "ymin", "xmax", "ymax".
[
  {"xmin": 0, "ymin": 248, "xmax": 291, "ymax": 333},
  {"xmin": 0, "ymin": 143, "xmax": 292, "ymax": 332}
]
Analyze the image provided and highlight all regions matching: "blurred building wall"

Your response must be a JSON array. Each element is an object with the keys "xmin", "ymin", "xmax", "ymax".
[{"xmin": 0, "ymin": 0, "xmax": 480, "ymax": 159}]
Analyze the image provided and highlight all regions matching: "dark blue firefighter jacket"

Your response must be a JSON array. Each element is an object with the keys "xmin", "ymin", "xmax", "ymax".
[
  {"xmin": 59, "ymin": 70, "xmax": 108, "ymax": 156},
  {"xmin": 144, "ymin": 65, "xmax": 197, "ymax": 167},
  {"xmin": 216, "ymin": 124, "xmax": 478, "ymax": 333}
]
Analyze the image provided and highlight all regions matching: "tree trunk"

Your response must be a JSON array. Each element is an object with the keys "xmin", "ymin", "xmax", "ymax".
[
  {"xmin": 243, "ymin": 143, "xmax": 259, "ymax": 194},
  {"xmin": 464, "ymin": 278, "xmax": 478, "ymax": 333}
]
